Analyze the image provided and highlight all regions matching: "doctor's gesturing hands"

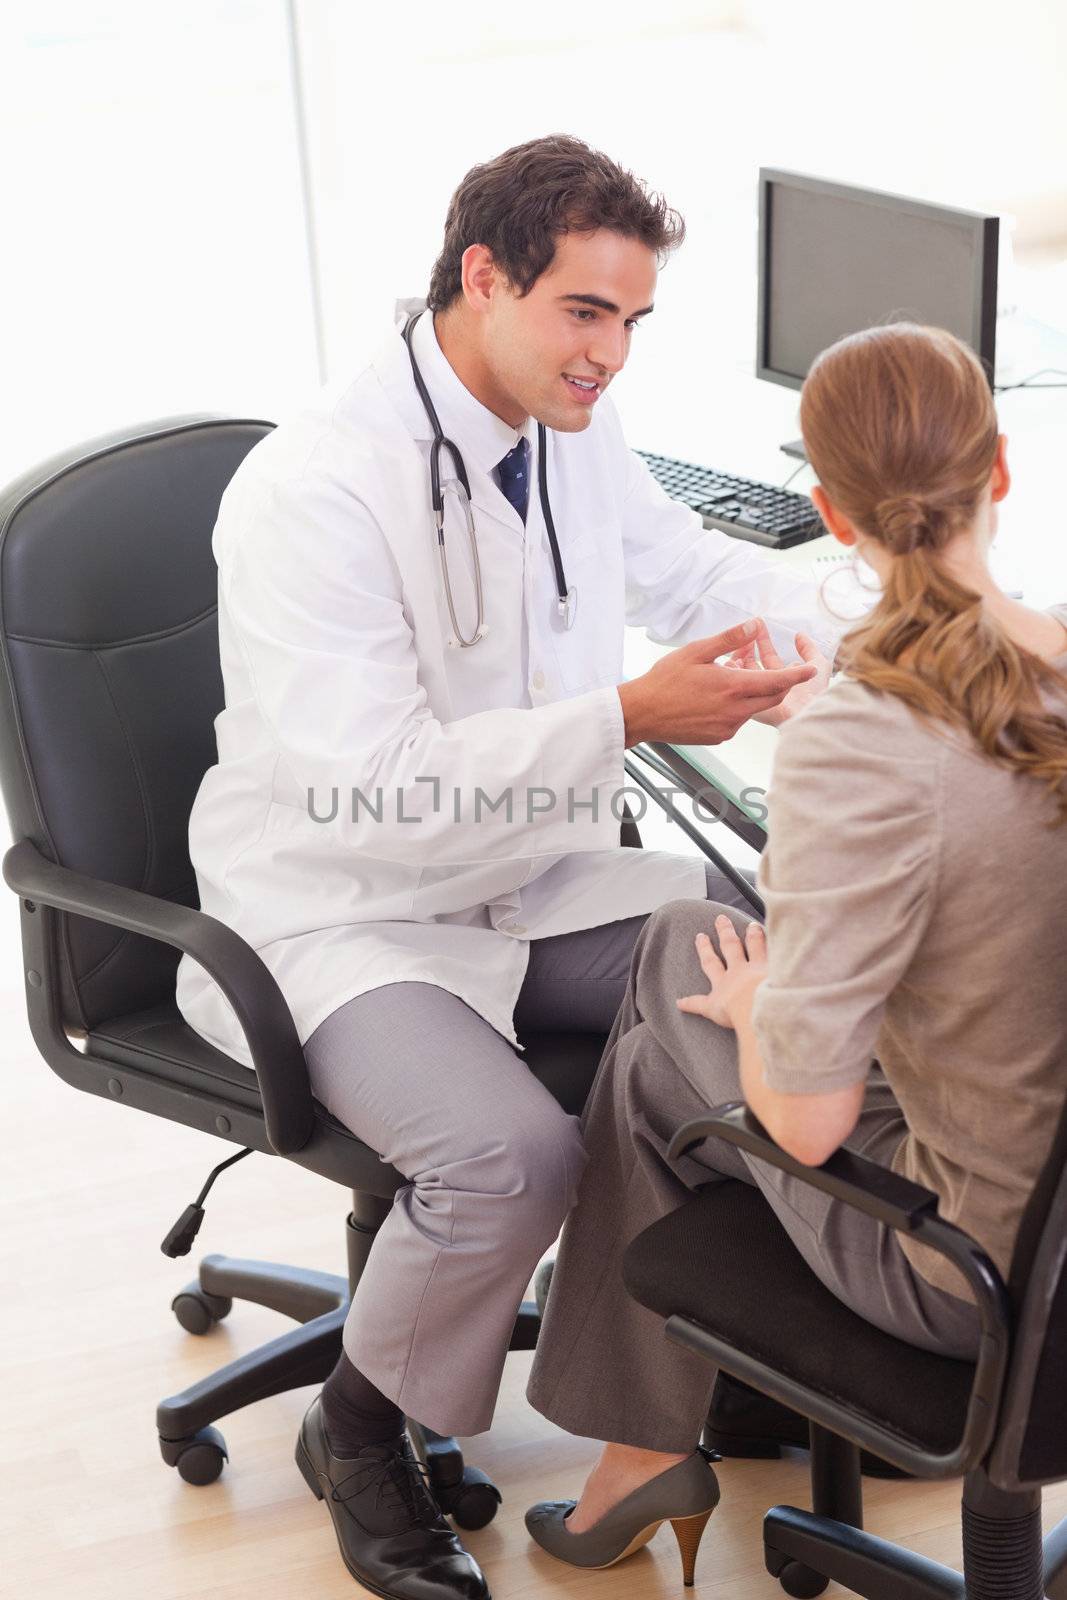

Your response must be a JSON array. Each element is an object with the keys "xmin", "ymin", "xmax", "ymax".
[
  {"xmin": 616, "ymin": 616, "xmax": 820, "ymax": 747},
  {"xmin": 724, "ymin": 617, "xmax": 831, "ymax": 727}
]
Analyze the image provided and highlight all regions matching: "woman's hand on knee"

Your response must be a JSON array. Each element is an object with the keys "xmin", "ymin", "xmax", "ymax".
[{"xmin": 676, "ymin": 915, "xmax": 767, "ymax": 1030}]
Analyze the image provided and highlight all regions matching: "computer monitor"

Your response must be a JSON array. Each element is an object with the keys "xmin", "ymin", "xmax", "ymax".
[{"xmin": 757, "ymin": 169, "xmax": 999, "ymax": 393}]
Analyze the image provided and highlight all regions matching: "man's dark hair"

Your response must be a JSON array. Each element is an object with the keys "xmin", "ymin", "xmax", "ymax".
[{"xmin": 427, "ymin": 134, "xmax": 685, "ymax": 311}]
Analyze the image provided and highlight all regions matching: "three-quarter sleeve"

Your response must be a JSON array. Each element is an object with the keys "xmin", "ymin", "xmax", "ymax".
[{"xmin": 752, "ymin": 682, "xmax": 940, "ymax": 1093}]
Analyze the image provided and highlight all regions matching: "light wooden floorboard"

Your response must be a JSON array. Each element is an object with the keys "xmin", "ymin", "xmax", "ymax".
[{"xmin": 3, "ymin": 935, "xmax": 1065, "ymax": 1600}]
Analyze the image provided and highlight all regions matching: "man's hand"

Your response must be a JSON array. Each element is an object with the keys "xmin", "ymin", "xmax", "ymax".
[
  {"xmin": 617, "ymin": 618, "xmax": 818, "ymax": 748},
  {"xmin": 676, "ymin": 915, "xmax": 767, "ymax": 1030},
  {"xmin": 724, "ymin": 620, "xmax": 830, "ymax": 727}
]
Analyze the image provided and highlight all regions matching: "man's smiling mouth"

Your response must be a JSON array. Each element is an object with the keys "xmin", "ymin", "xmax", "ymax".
[{"xmin": 563, "ymin": 374, "xmax": 602, "ymax": 401}]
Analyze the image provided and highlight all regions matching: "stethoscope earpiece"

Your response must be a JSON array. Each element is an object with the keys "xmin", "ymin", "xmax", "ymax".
[{"xmin": 402, "ymin": 311, "xmax": 574, "ymax": 649}]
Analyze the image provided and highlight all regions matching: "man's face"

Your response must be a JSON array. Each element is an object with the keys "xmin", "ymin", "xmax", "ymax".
[{"xmin": 482, "ymin": 229, "xmax": 658, "ymax": 432}]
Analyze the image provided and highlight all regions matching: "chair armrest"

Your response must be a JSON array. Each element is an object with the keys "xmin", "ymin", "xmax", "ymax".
[
  {"xmin": 3, "ymin": 838, "xmax": 314, "ymax": 1155},
  {"xmin": 668, "ymin": 1102, "xmax": 938, "ymax": 1231},
  {"xmin": 668, "ymin": 1102, "xmax": 1009, "ymax": 1323}
]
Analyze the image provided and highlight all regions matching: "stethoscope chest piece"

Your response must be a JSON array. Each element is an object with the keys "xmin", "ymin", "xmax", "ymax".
[{"xmin": 556, "ymin": 586, "xmax": 578, "ymax": 631}]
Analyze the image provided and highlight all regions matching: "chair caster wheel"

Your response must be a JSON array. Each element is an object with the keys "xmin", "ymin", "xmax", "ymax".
[
  {"xmin": 778, "ymin": 1561, "xmax": 829, "ymax": 1597},
  {"xmin": 160, "ymin": 1425, "xmax": 229, "ymax": 1486},
  {"xmin": 172, "ymin": 1285, "xmax": 233, "ymax": 1335},
  {"xmin": 442, "ymin": 1468, "xmax": 502, "ymax": 1530}
]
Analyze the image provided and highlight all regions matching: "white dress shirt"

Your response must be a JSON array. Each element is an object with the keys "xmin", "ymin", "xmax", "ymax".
[{"xmin": 176, "ymin": 303, "xmax": 839, "ymax": 1067}]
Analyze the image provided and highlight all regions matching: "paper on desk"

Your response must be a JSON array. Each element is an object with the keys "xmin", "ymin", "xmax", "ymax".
[
  {"xmin": 809, "ymin": 549, "xmax": 881, "ymax": 622},
  {"xmin": 810, "ymin": 546, "xmax": 1025, "ymax": 603}
]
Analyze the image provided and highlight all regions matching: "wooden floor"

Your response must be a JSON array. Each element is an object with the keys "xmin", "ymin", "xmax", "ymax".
[{"xmin": 3, "ymin": 937, "xmax": 1066, "ymax": 1600}]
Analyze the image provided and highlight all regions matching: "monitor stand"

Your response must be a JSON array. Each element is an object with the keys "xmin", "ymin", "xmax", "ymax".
[{"xmin": 780, "ymin": 437, "xmax": 807, "ymax": 463}]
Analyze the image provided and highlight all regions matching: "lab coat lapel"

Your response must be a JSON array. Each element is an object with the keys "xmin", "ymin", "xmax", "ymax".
[
  {"xmin": 373, "ymin": 324, "xmax": 434, "ymax": 446},
  {"xmin": 467, "ymin": 466, "xmax": 523, "ymax": 533},
  {"xmin": 362, "ymin": 337, "xmax": 457, "ymax": 709},
  {"xmin": 372, "ymin": 324, "xmax": 525, "ymax": 536}
]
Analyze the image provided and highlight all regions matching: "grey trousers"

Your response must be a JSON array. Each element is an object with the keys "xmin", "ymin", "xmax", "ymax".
[
  {"xmin": 525, "ymin": 898, "xmax": 982, "ymax": 1453},
  {"xmin": 303, "ymin": 862, "xmax": 753, "ymax": 1438}
]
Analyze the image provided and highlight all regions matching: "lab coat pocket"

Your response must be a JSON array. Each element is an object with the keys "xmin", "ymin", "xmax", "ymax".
[{"xmin": 547, "ymin": 532, "xmax": 625, "ymax": 693}]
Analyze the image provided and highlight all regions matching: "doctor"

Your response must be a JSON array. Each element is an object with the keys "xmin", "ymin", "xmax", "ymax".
[{"xmin": 178, "ymin": 135, "xmax": 834, "ymax": 1600}]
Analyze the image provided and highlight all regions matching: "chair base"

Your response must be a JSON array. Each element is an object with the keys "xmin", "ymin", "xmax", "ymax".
[
  {"xmin": 763, "ymin": 1469, "xmax": 1066, "ymax": 1600},
  {"xmin": 157, "ymin": 1252, "xmax": 350, "ymax": 1488},
  {"xmin": 154, "ymin": 1197, "xmax": 516, "ymax": 1524}
]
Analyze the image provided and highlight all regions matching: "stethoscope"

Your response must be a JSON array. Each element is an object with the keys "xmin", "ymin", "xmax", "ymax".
[{"xmin": 402, "ymin": 311, "xmax": 577, "ymax": 649}]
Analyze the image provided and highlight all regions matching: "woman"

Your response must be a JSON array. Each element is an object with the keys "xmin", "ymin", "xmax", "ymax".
[{"xmin": 522, "ymin": 322, "xmax": 1067, "ymax": 1586}]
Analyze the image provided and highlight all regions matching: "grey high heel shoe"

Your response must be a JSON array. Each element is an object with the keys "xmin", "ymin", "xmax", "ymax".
[{"xmin": 525, "ymin": 1447, "xmax": 720, "ymax": 1588}]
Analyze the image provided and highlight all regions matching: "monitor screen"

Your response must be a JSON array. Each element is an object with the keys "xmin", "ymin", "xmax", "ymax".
[{"xmin": 758, "ymin": 170, "xmax": 998, "ymax": 391}]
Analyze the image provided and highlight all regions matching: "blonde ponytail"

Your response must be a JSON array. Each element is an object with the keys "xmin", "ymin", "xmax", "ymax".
[{"xmin": 801, "ymin": 324, "xmax": 1067, "ymax": 821}]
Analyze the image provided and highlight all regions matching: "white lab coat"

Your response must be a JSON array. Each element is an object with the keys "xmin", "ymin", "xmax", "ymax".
[{"xmin": 176, "ymin": 304, "xmax": 838, "ymax": 1067}]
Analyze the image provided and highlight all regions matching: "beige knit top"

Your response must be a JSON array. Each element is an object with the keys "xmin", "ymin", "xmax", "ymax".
[{"xmin": 753, "ymin": 613, "xmax": 1067, "ymax": 1298}]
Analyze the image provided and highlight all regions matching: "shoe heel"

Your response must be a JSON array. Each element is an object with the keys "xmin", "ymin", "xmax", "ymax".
[
  {"xmin": 669, "ymin": 1509, "xmax": 714, "ymax": 1587},
  {"xmin": 295, "ymin": 1441, "xmax": 325, "ymax": 1501}
]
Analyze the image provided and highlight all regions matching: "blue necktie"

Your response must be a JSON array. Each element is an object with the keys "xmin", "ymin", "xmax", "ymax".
[{"xmin": 496, "ymin": 438, "xmax": 530, "ymax": 524}]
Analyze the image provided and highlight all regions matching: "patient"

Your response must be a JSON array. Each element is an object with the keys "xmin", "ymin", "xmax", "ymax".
[{"xmin": 522, "ymin": 322, "xmax": 1067, "ymax": 1585}]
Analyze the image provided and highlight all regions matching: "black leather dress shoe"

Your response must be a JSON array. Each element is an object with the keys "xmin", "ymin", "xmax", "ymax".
[
  {"xmin": 706, "ymin": 1373, "xmax": 912, "ymax": 1481},
  {"xmin": 296, "ymin": 1397, "xmax": 492, "ymax": 1600}
]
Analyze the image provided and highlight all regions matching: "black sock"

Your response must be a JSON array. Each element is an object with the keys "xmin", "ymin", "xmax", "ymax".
[{"xmin": 321, "ymin": 1352, "xmax": 405, "ymax": 1455}]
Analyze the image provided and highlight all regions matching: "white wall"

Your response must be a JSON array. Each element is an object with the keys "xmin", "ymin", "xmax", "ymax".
[
  {"xmin": 5, "ymin": 2, "xmax": 1066, "ymax": 482},
  {"xmin": 1, "ymin": 2, "xmax": 319, "ymax": 482},
  {"xmin": 293, "ymin": 0, "xmax": 1067, "ymax": 466}
]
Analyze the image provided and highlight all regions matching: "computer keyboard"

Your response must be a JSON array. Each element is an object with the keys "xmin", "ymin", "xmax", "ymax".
[{"xmin": 637, "ymin": 450, "xmax": 825, "ymax": 550}]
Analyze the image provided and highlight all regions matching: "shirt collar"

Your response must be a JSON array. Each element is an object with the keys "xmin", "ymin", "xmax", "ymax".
[{"xmin": 394, "ymin": 298, "xmax": 531, "ymax": 480}]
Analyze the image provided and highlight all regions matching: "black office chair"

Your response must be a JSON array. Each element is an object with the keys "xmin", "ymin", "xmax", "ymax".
[
  {"xmin": 623, "ymin": 1101, "xmax": 1067, "ymax": 1599},
  {"xmin": 0, "ymin": 415, "xmax": 755, "ymax": 1524}
]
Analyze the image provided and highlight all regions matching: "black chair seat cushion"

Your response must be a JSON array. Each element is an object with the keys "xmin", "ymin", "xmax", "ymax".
[
  {"xmin": 91, "ymin": 1002, "xmax": 267, "ymax": 1104},
  {"xmin": 623, "ymin": 1181, "xmax": 976, "ymax": 1456},
  {"xmin": 89, "ymin": 998, "xmax": 603, "ymax": 1156}
]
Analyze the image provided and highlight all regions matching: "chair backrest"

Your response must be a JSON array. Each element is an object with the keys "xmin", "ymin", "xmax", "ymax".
[
  {"xmin": 989, "ymin": 1092, "xmax": 1067, "ymax": 1489},
  {"xmin": 0, "ymin": 415, "xmax": 272, "ymax": 1030}
]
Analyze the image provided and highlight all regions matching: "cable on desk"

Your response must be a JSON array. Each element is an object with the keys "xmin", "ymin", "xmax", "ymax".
[
  {"xmin": 781, "ymin": 459, "xmax": 812, "ymax": 490},
  {"xmin": 995, "ymin": 367, "xmax": 1067, "ymax": 393}
]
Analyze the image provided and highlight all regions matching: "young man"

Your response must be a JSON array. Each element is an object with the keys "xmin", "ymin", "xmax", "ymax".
[{"xmin": 177, "ymin": 136, "xmax": 833, "ymax": 1600}]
